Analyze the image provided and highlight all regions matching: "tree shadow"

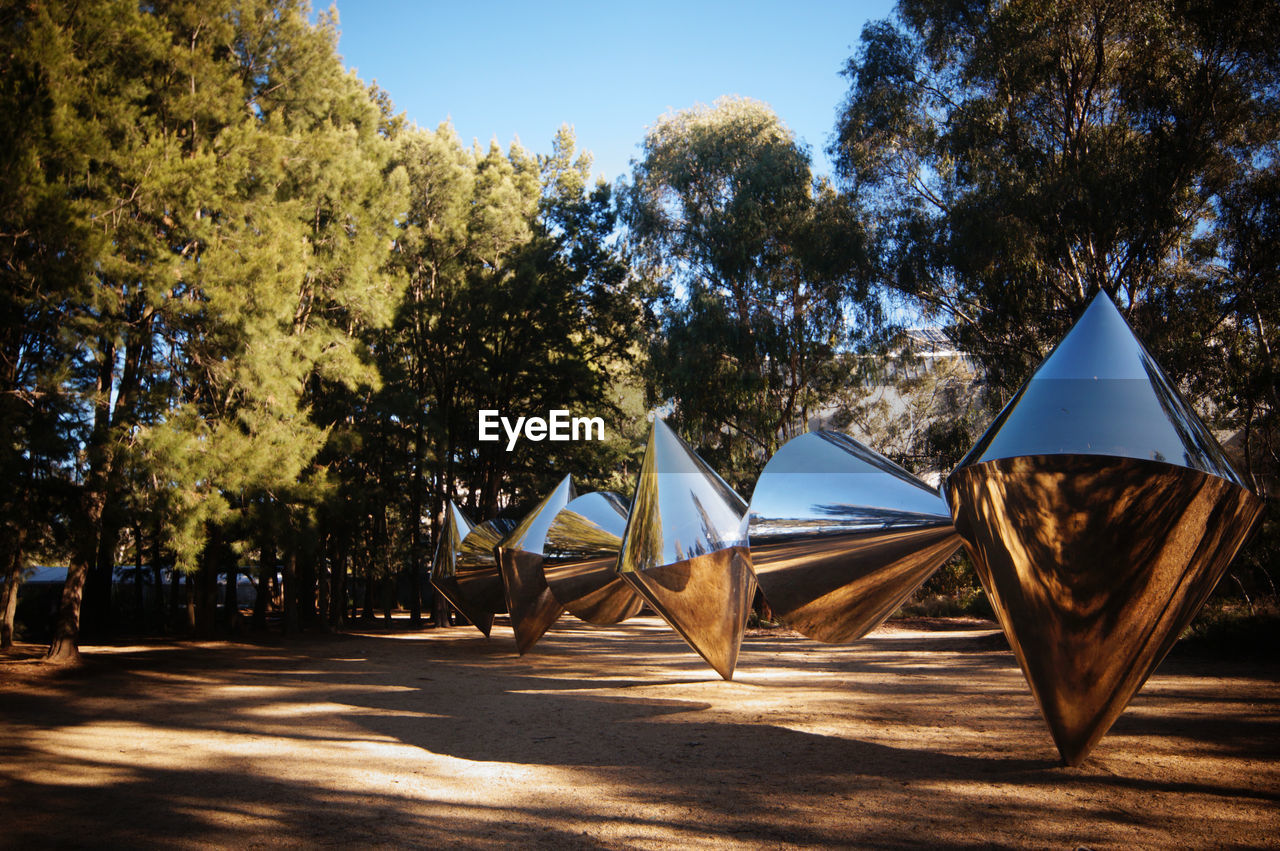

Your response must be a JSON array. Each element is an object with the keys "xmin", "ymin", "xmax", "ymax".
[{"xmin": 1, "ymin": 619, "xmax": 1277, "ymax": 847}]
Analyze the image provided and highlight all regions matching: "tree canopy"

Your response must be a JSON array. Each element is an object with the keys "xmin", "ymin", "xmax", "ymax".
[
  {"xmin": 622, "ymin": 97, "xmax": 874, "ymax": 488},
  {"xmin": 2, "ymin": 0, "xmax": 1276, "ymax": 654}
]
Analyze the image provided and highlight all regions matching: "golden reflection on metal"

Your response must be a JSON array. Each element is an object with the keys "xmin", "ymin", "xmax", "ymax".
[
  {"xmin": 494, "ymin": 475, "xmax": 576, "ymax": 654},
  {"xmin": 543, "ymin": 492, "xmax": 644, "ymax": 624},
  {"xmin": 451, "ymin": 517, "xmax": 517, "ymax": 638},
  {"xmin": 949, "ymin": 456, "xmax": 1262, "ymax": 765},
  {"xmin": 429, "ymin": 501, "xmax": 475, "ymax": 630},
  {"xmin": 748, "ymin": 431, "xmax": 961, "ymax": 643},
  {"xmin": 618, "ymin": 418, "xmax": 757, "ymax": 680},
  {"xmin": 947, "ymin": 292, "xmax": 1264, "ymax": 765}
]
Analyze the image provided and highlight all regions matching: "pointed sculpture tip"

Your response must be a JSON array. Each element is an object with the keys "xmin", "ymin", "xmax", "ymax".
[
  {"xmin": 1084, "ymin": 287, "xmax": 1122, "ymax": 316},
  {"xmin": 558, "ymin": 473, "xmax": 577, "ymax": 502},
  {"xmin": 1089, "ymin": 288, "xmax": 1117, "ymax": 307},
  {"xmin": 1058, "ymin": 743, "xmax": 1089, "ymax": 768}
]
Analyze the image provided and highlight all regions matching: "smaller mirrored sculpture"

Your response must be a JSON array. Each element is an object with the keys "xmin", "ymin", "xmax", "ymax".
[
  {"xmin": 448, "ymin": 516, "xmax": 517, "ymax": 638},
  {"xmin": 429, "ymin": 501, "xmax": 475, "ymax": 629},
  {"xmin": 543, "ymin": 491, "xmax": 644, "ymax": 624},
  {"xmin": 495, "ymin": 475, "xmax": 576, "ymax": 654},
  {"xmin": 617, "ymin": 418, "xmax": 756, "ymax": 680},
  {"xmin": 748, "ymin": 431, "xmax": 961, "ymax": 643}
]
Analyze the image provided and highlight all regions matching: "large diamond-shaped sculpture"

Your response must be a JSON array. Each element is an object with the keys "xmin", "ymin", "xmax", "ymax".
[
  {"xmin": 444, "ymin": 516, "xmax": 517, "ymax": 638},
  {"xmin": 617, "ymin": 418, "xmax": 757, "ymax": 680},
  {"xmin": 429, "ymin": 501, "xmax": 476, "ymax": 629},
  {"xmin": 946, "ymin": 292, "xmax": 1263, "ymax": 765},
  {"xmin": 748, "ymin": 431, "xmax": 961, "ymax": 643},
  {"xmin": 494, "ymin": 475, "xmax": 576, "ymax": 654},
  {"xmin": 544, "ymin": 491, "xmax": 644, "ymax": 624}
]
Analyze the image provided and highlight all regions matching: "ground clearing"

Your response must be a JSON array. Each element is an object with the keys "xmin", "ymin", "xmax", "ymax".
[{"xmin": 2, "ymin": 617, "xmax": 1277, "ymax": 848}]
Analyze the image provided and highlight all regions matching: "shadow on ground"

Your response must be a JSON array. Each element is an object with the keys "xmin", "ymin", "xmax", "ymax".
[{"xmin": 1, "ymin": 617, "xmax": 1278, "ymax": 848}]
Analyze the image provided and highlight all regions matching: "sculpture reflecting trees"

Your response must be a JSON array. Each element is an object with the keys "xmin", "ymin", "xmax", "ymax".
[
  {"xmin": 947, "ymin": 293, "xmax": 1264, "ymax": 765},
  {"xmin": 616, "ymin": 418, "xmax": 757, "ymax": 680},
  {"xmin": 748, "ymin": 431, "xmax": 960, "ymax": 643},
  {"xmin": 544, "ymin": 492, "xmax": 644, "ymax": 624},
  {"xmin": 495, "ymin": 475, "xmax": 576, "ymax": 654},
  {"xmin": 425, "ymin": 294, "xmax": 1261, "ymax": 765}
]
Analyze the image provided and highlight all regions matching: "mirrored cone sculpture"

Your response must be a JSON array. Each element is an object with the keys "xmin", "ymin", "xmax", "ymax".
[
  {"xmin": 429, "ymin": 501, "xmax": 478, "ymax": 630},
  {"xmin": 544, "ymin": 492, "xmax": 644, "ymax": 624},
  {"xmin": 748, "ymin": 431, "xmax": 961, "ymax": 643},
  {"xmin": 494, "ymin": 475, "xmax": 576, "ymax": 654},
  {"xmin": 617, "ymin": 418, "xmax": 757, "ymax": 680},
  {"xmin": 946, "ymin": 292, "xmax": 1264, "ymax": 766},
  {"xmin": 449, "ymin": 516, "xmax": 517, "ymax": 637}
]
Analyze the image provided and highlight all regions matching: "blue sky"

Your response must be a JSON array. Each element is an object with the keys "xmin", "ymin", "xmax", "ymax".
[{"xmin": 331, "ymin": 0, "xmax": 897, "ymax": 184}]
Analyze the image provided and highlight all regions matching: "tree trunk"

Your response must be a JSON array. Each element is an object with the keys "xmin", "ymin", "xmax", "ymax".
[
  {"xmin": 132, "ymin": 526, "xmax": 145, "ymax": 630},
  {"xmin": 408, "ymin": 420, "xmax": 425, "ymax": 626},
  {"xmin": 183, "ymin": 571, "xmax": 196, "ymax": 633},
  {"xmin": 169, "ymin": 565, "xmax": 182, "ymax": 632},
  {"xmin": 254, "ymin": 532, "xmax": 274, "ymax": 631},
  {"xmin": 46, "ymin": 488, "xmax": 107, "ymax": 663},
  {"xmin": 316, "ymin": 530, "xmax": 331, "ymax": 633},
  {"xmin": 151, "ymin": 520, "xmax": 165, "ymax": 634},
  {"xmin": 282, "ymin": 546, "xmax": 300, "ymax": 636},
  {"xmin": 329, "ymin": 532, "xmax": 347, "ymax": 629},
  {"xmin": 298, "ymin": 539, "xmax": 317, "ymax": 629},
  {"xmin": 1, "ymin": 532, "xmax": 25, "ymax": 649},
  {"xmin": 47, "ymin": 335, "xmax": 116, "ymax": 664},
  {"xmin": 361, "ymin": 563, "xmax": 375, "ymax": 621},
  {"xmin": 84, "ymin": 513, "xmax": 121, "ymax": 638}
]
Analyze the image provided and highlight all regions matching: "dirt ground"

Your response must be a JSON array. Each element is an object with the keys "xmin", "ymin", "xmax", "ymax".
[{"xmin": 1, "ymin": 615, "xmax": 1277, "ymax": 849}]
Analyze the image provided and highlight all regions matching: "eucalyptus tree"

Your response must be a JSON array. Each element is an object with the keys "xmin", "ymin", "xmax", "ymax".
[
  {"xmin": 834, "ymin": 0, "xmax": 1280, "ymax": 400},
  {"xmin": 833, "ymin": 0, "xmax": 1280, "ymax": 600},
  {"xmin": 622, "ymin": 97, "xmax": 873, "ymax": 489}
]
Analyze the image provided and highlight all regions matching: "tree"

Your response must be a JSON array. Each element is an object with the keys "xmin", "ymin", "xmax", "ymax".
[
  {"xmin": 27, "ymin": 0, "xmax": 406, "ymax": 659},
  {"xmin": 833, "ymin": 0, "xmax": 1280, "ymax": 603},
  {"xmin": 834, "ymin": 0, "xmax": 1280, "ymax": 399},
  {"xmin": 0, "ymin": 1, "xmax": 96, "ymax": 647},
  {"xmin": 622, "ymin": 97, "xmax": 874, "ymax": 490}
]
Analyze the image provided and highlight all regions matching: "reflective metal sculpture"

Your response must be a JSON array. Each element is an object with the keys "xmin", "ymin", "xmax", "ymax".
[
  {"xmin": 429, "ymin": 501, "xmax": 475, "ymax": 629},
  {"xmin": 494, "ymin": 475, "xmax": 576, "ymax": 654},
  {"xmin": 946, "ymin": 292, "xmax": 1264, "ymax": 765},
  {"xmin": 748, "ymin": 431, "xmax": 961, "ymax": 643},
  {"xmin": 617, "ymin": 418, "xmax": 757, "ymax": 680},
  {"xmin": 447, "ymin": 516, "xmax": 518, "ymax": 637},
  {"xmin": 543, "ymin": 491, "xmax": 644, "ymax": 624}
]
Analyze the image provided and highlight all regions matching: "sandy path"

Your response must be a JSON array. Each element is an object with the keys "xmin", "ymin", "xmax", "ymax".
[{"xmin": 1, "ymin": 616, "xmax": 1277, "ymax": 848}]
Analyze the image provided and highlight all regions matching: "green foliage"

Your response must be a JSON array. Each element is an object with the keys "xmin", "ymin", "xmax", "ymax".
[
  {"xmin": 622, "ymin": 97, "xmax": 875, "ymax": 490},
  {"xmin": 389, "ymin": 122, "xmax": 650, "ymax": 522},
  {"xmin": 835, "ymin": 0, "xmax": 1280, "ymax": 396},
  {"xmin": 835, "ymin": 0, "xmax": 1280, "ymax": 609}
]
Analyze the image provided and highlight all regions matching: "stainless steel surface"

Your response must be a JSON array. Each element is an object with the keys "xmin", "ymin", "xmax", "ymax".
[
  {"xmin": 949, "ymin": 456, "xmax": 1261, "ymax": 766},
  {"xmin": 618, "ymin": 418, "xmax": 757, "ymax": 680},
  {"xmin": 428, "ymin": 501, "xmax": 483, "ymax": 632},
  {"xmin": 543, "ymin": 491, "xmax": 644, "ymax": 624},
  {"xmin": 958, "ymin": 291, "xmax": 1244, "ymax": 484},
  {"xmin": 947, "ymin": 292, "xmax": 1263, "ymax": 765},
  {"xmin": 495, "ymin": 475, "xmax": 576, "ymax": 654},
  {"xmin": 748, "ymin": 431, "xmax": 961, "ymax": 643},
  {"xmin": 622, "ymin": 546, "xmax": 756, "ymax": 680},
  {"xmin": 450, "ymin": 516, "xmax": 517, "ymax": 637}
]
